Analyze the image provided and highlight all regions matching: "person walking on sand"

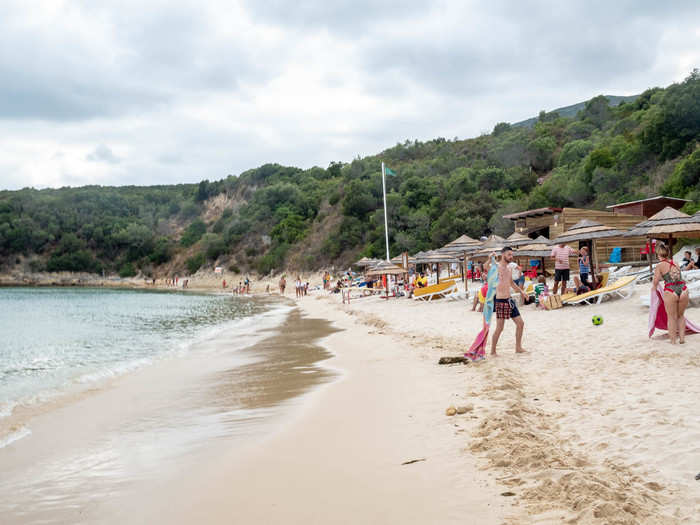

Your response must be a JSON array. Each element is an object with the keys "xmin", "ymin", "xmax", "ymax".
[
  {"xmin": 489, "ymin": 247, "xmax": 528, "ymax": 355},
  {"xmin": 279, "ymin": 276, "xmax": 286, "ymax": 295},
  {"xmin": 550, "ymin": 242, "xmax": 578, "ymax": 295}
]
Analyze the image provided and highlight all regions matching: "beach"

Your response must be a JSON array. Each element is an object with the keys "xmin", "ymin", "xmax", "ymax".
[{"xmin": 1, "ymin": 283, "xmax": 699, "ymax": 524}]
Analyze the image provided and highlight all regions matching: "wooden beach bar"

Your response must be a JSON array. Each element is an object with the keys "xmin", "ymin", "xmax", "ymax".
[{"xmin": 503, "ymin": 206, "xmax": 648, "ymax": 272}]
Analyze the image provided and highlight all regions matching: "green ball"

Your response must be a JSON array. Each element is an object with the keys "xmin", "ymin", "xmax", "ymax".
[{"xmin": 592, "ymin": 315, "xmax": 603, "ymax": 326}]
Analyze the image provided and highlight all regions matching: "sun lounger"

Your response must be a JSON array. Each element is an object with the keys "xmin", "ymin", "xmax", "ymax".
[
  {"xmin": 413, "ymin": 282, "xmax": 457, "ymax": 302},
  {"xmin": 563, "ymin": 275, "xmax": 637, "ymax": 305}
]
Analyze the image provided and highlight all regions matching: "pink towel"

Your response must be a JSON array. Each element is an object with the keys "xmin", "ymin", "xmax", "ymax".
[{"xmin": 648, "ymin": 284, "xmax": 700, "ymax": 338}]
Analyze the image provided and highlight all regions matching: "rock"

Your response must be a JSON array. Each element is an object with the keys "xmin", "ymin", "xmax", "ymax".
[
  {"xmin": 500, "ymin": 491, "xmax": 516, "ymax": 497},
  {"xmin": 445, "ymin": 406, "xmax": 457, "ymax": 416},
  {"xmin": 696, "ymin": 472, "xmax": 700, "ymax": 481},
  {"xmin": 456, "ymin": 405, "xmax": 474, "ymax": 414}
]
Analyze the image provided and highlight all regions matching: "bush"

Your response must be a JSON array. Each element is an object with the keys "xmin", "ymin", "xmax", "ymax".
[
  {"xmin": 119, "ymin": 262, "xmax": 137, "ymax": 278},
  {"xmin": 186, "ymin": 253, "xmax": 205, "ymax": 274},
  {"xmin": 255, "ymin": 243, "xmax": 288, "ymax": 275},
  {"xmin": 228, "ymin": 263, "xmax": 241, "ymax": 274},
  {"xmin": 180, "ymin": 219, "xmax": 207, "ymax": 247}
]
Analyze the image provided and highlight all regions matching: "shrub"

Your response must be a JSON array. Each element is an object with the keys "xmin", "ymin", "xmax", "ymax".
[
  {"xmin": 119, "ymin": 262, "xmax": 137, "ymax": 278},
  {"xmin": 186, "ymin": 253, "xmax": 205, "ymax": 274},
  {"xmin": 180, "ymin": 219, "xmax": 207, "ymax": 247}
]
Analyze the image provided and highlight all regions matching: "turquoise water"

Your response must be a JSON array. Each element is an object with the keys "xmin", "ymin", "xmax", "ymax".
[{"xmin": 0, "ymin": 287, "xmax": 268, "ymax": 418}]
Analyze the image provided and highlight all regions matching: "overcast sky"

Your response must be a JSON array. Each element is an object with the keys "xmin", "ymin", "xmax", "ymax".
[{"xmin": 0, "ymin": 1, "xmax": 698, "ymax": 190}]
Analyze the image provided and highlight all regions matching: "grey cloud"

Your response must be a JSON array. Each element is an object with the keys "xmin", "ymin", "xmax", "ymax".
[
  {"xmin": 240, "ymin": 0, "xmax": 430, "ymax": 34},
  {"xmin": 87, "ymin": 144, "xmax": 120, "ymax": 164},
  {"xmin": 0, "ymin": 2, "xmax": 270, "ymax": 122}
]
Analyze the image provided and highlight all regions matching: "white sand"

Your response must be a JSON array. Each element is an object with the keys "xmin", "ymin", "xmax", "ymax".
[{"xmin": 309, "ymin": 283, "xmax": 700, "ymax": 523}]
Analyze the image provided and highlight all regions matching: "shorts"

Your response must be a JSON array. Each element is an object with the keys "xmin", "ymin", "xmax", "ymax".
[
  {"xmin": 495, "ymin": 298, "xmax": 520, "ymax": 319},
  {"xmin": 554, "ymin": 269, "xmax": 570, "ymax": 282}
]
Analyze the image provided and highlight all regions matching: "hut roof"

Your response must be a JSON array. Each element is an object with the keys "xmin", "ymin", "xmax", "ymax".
[
  {"xmin": 366, "ymin": 261, "xmax": 407, "ymax": 275},
  {"xmin": 550, "ymin": 219, "xmax": 628, "ymax": 244}
]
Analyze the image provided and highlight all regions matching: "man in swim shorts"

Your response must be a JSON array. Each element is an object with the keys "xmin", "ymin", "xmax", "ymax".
[{"xmin": 489, "ymin": 246, "xmax": 528, "ymax": 355}]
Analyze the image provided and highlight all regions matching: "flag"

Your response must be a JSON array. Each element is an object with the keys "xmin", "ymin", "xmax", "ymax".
[{"xmin": 385, "ymin": 166, "xmax": 396, "ymax": 176}]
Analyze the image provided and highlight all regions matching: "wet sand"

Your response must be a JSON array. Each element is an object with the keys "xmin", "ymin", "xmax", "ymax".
[{"xmin": 0, "ymin": 302, "xmax": 338, "ymax": 524}]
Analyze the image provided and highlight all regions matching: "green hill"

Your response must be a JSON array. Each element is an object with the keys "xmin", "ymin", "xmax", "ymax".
[
  {"xmin": 1, "ymin": 71, "xmax": 698, "ymax": 278},
  {"xmin": 513, "ymin": 95, "xmax": 640, "ymax": 128}
]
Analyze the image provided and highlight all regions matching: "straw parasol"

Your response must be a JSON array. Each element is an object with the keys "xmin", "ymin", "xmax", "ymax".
[
  {"xmin": 354, "ymin": 256, "xmax": 381, "ymax": 267},
  {"xmin": 514, "ymin": 236, "xmax": 551, "ymax": 257},
  {"xmin": 550, "ymin": 219, "xmax": 629, "ymax": 274},
  {"xmin": 623, "ymin": 206, "xmax": 693, "ymax": 237},
  {"xmin": 505, "ymin": 231, "xmax": 532, "ymax": 247},
  {"xmin": 366, "ymin": 260, "xmax": 407, "ymax": 276},
  {"xmin": 513, "ymin": 236, "xmax": 551, "ymax": 276},
  {"xmin": 472, "ymin": 235, "xmax": 506, "ymax": 259}
]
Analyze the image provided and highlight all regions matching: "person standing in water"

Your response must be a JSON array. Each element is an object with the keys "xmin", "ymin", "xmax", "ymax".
[{"xmin": 489, "ymin": 246, "xmax": 528, "ymax": 355}]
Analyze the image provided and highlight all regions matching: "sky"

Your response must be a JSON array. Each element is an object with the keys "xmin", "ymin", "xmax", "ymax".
[{"xmin": 0, "ymin": 0, "xmax": 698, "ymax": 190}]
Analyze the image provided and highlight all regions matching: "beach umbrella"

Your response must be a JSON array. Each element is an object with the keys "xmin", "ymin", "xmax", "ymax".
[
  {"xmin": 366, "ymin": 260, "xmax": 407, "ymax": 299},
  {"xmin": 472, "ymin": 235, "xmax": 506, "ymax": 258},
  {"xmin": 354, "ymin": 256, "xmax": 381, "ymax": 267},
  {"xmin": 624, "ymin": 206, "xmax": 693, "ymax": 237},
  {"xmin": 549, "ymin": 219, "xmax": 628, "ymax": 274},
  {"xmin": 505, "ymin": 232, "xmax": 532, "ymax": 247},
  {"xmin": 624, "ymin": 207, "xmax": 700, "ymax": 273},
  {"xmin": 513, "ymin": 236, "xmax": 551, "ymax": 277},
  {"xmin": 412, "ymin": 250, "xmax": 460, "ymax": 283}
]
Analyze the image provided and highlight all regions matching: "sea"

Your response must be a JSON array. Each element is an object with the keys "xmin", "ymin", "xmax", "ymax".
[
  {"xmin": 0, "ymin": 287, "xmax": 336, "ymax": 523},
  {"xmin": 0, "ymin": 287, "xmax": 274, "ymax": 430}
]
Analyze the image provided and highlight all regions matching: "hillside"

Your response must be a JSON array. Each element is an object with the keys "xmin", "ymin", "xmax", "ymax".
[
  {"xmin": 0, "ymin": 70, "xmax": 698, "ymax": 278},
  {"xmin": 512, "ymin": 95, "xmax": 640, "ymax": 128}
]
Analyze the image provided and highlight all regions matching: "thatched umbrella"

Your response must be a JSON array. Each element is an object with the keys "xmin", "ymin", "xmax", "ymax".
[
  {"xmin": 514, "ymin": 235, "xmax": 551, "ymax": 276},
  {"xmin": 624, "ymin": 207, "xmax": 700, "ymax": 272},
  {"xmin": 505, "ymin": 231, "xmax": 532, "ymax": 247},
  {"xmin": 366, "ymin": 260, "xmax": 408, "ymax": 299},
  {"xmin": 413, "ymin": 250, "xmax": 460, "ymax": 284},
  {"xmin": 355, "ymin": 256, "xmax": 381, "ymax": 267},
  {"xmin": 549, "ymin": 219, "xmax": 628, "ymax": 274}
]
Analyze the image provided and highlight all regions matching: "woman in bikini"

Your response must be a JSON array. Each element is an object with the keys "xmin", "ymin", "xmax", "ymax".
[{"xmin": 652, "ymin": 241, "xmax": 690, "ymax": 344}]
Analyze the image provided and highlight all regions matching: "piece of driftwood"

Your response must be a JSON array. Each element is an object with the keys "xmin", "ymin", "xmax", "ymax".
[
  {"xmin": 438, "ymin": 356, "xmax": 468, "ymax": 365},
  {"xmin": 401, "ymin": 458, "xmax": 426, "ymax": 466}
]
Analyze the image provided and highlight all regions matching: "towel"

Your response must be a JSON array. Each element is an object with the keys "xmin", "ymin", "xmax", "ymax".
[
  {"xmin": 466, "ymin": 256, "xmax": 498, "ymax": 361},
  {"xmin": 648, "ymin": 284, "xmax": 700, "ymax": 338}
]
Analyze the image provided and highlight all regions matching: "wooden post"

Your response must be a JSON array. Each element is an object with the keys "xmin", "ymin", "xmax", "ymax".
[
  {"xmin": 592, "ymin": 240, "xmax": 600, "ymax": 275},
  {"xmin": 436, "ymin": 263, "xmax": 440, "ymax": 284}
]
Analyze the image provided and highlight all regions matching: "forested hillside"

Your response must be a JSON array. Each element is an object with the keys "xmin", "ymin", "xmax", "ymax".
[{"xmin": 1, "ymin": 71, "xmax": 698, "ymax": 277}]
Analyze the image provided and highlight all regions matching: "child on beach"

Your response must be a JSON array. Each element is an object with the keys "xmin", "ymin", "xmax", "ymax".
[{"xmin": 534, "ymin": 275, "xmax": 548, "ymax": 308}]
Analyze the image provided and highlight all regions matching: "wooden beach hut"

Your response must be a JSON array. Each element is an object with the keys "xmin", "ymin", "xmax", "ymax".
[{"xmin": 503, "ymin": 207, "xmax": 647, "ymax": 263}]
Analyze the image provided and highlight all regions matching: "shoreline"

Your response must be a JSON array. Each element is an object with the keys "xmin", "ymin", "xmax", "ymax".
[{"xmin": 0, "ymin": 296, "xmax": 339, "ymax": 524}]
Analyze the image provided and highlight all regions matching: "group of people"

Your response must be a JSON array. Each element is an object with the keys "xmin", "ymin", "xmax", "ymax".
[
  {"xmin": 680, "ymin": 247, "xmax": 700, "ymax": 270},
  {"xmin": 470, "ymin": 240, "xmax": 699, "ymax": 356},
  {"xmin": 226, "ymin": 276, "xmax": 250, "ymax": 295}
]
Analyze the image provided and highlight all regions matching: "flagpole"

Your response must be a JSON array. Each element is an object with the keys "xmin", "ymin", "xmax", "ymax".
[{"xmin": 381, "ymin": 161, "xmax": 390, "ymax": 261}]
